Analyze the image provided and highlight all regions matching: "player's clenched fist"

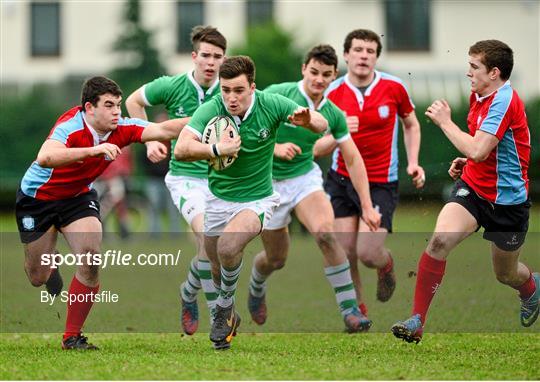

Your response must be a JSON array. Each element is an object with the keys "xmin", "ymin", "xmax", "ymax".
[
  {"xmin": 92, "ymin": 143, "xmax": 121, "ymax": 160},
  {"xmin": 274, "ymin": 142, "xmax": 302, "ymax": 161},
  {"xmin": 448, "ymin": 157, "xmax": 467, "ymax": 180}
]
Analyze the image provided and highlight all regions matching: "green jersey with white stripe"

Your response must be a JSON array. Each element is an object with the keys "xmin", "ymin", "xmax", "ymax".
[
  {"xmin": 265, "ymin": 81, "xmax": 350, "ymax": 180},
  {"xmin": 187, "ymin": 90, "xmax": 299, "ymax": 202},
  {"xmin": 143, "ymin": 72, "xmax": 220, "ymax": 178}
]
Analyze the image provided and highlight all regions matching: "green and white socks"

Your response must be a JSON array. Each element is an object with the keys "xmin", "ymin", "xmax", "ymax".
[
  {"xmin": 248, "ymin": 265, "xmax": 267, "ymax": 298},
  {"xmin": 324, "ymin": 261, "xmax": 357, "ymax": 317},
  {"xmin": 217, "ymin": 260, "xmax": 243, "ymax": 309}
]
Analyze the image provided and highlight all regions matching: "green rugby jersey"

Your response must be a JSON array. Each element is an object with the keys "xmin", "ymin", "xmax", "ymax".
[
  {"xmin": 186, "ymin": 90, "xmax": 299, "ymax": 202},
  {"xmin": 265, "ymin": 81, "xmax": 350, "ymax": 180},
  {"xmin": 143, "ymin": 72, "xmax": 220, "ymax": 178}
]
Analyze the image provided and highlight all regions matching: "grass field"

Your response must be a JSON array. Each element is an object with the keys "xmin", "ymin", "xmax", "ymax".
[{"xmin": 1, "ymin": 202, "xmax": 539, "ymax": 379}]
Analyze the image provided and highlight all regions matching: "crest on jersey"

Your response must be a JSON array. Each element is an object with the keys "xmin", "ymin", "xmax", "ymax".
[
  {"xmin": 378, "ymin": 105, "xmax": 390, "ymax": 119},
  {"xmin": 22, "ymin": 216, "xmax": 35, "ymax": 230},
  {"xmin": 258, "ymin": 128, "xmax": 271, "ymax": 142},
  {"xmin": 175, "ymin": 106, "xmax": 187, "ymax": 117}
]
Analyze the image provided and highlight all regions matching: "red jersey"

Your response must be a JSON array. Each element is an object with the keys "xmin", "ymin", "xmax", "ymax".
[
  {"xmin": 21, "ymin": 106, "xmax": 148, "ymax": 201},
  {"xmin": 327, "ymin": 71, "xmax": 415, "ymax": 183},
  {"xmin": 461, "ymin": 82, "xmax": 530, "ymax": 205}
]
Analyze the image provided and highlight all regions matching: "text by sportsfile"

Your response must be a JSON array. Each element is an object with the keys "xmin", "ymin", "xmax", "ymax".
[{"xmin": 40, "ymin": 249, "xmax": 182, "ymax": 269}]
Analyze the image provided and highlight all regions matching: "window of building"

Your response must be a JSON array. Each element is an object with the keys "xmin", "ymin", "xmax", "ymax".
[
  {"xmin": 385, "ymin": 0, "xmax": 430, "ymax": 51},
  {"xmin": 246, "ymin": 0, "xmax": 273, "ymax": 27},
  {"xmin": 30, "ymin": 2, "xmax": 60, "ymax": 56},
  {"xmin": 177, "ymin": 1, "xmax": 204, "ymax": 53}
]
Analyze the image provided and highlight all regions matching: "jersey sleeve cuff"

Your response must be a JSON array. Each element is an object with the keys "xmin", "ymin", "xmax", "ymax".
[
  {"xmin": 185, "ymin": 125, "xmax": 203, "ymax": 140},
  {"xmin": 141, "ymin": 85, "xmax": 152, "ymax": 107},
  {"xmin": 335, "ymin": 133, "xmax": 351, "ymax": 144}
]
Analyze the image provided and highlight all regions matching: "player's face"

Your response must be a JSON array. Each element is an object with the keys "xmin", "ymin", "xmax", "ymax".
[
  {"xmin": 86, "ymin": 93, "xmax": 122, "ymax": 132},
  {"xmin": 344, "ymin": 39, "xmax": 378, "ymax": 79},
  {"xmin": 192, "ymin": 42, "xmax": 225, "ymax": 85},
  {"xmin": 220, "ymin": 74, "xmax": 255, "ymax": 117},
  {"xmin": 301, "ymin": 59, "xmax": 337, "ymax": 100},
  {"xmin": 467, "ymin": 54, "xmax": 496, "ymax": 97}
]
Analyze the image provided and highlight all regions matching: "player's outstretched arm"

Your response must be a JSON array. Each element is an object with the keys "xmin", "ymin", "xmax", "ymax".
[
  {"xmin": 126, "ymin": 86, "xmax": 168, "ymax": 163},
  {"xmin": 174, "ymin": 126, "xmax": 240, "ymax": 162},
  {"xmin": 401, "ymin": 112, "xmax": 425, "ymax": 189},
  {"xmin": 339, "ymin": 138, "xmax": 381, "ymax": 231},
  {"xmin": 141, "ymin": 117, "xmax": 190, "ymax": 142},
  {"xmin": 288, "ymin": 108, "xmax": 328, "ymax": 133},
  {"xmin": 426, "ymin": 99, "xmax": 498, "ymax": 162},
  {"xmin": 36, "ymin": 139, "xmax": 121, "ymax": 168},
  {"xmin": 313, "ymin": 135, "xmax": 338, "ymax": 158}
]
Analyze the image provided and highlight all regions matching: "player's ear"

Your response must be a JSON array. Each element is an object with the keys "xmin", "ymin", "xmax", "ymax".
[
  {"xmin": 191, "ymin": 50, "xmax": 197, "ymax": 61},
  {"xmin": 84, "ymin": 101, "xmax": 94, "ymax": 113},
  {"xmin": 250, "ymin": 82, "xmax": 256, "ymax": 93}
]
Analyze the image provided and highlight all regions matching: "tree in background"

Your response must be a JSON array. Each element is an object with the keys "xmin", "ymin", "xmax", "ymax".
[
  {"xmin": 232, "ymin": 22, "xmax": 303, "ymax": 89},
  {"xmin": 109, "ymin": 0, "xmax": 166, "ymax": 101}
]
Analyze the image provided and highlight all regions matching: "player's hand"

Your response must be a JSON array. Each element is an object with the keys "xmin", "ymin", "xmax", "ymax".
[
  {"xmin": 93, "ymin": 143, "xmax": 121, "ymax": 160},
  {"xmin": 216, "ymin": 125, "xmax": 241, "ymax": 157},
  {"xmin": 407, "ymin": 164, "xmax": 426, "ymax": 189},
  {"xmin": 362, "ymin": 206, "xmax": 381, "ymax": 232},
  {"xmin": 274, "ymin": 143, "xmax": 302, "ymax": 161},
  {"xmin": 425, "ymin": 99, "xmax": 452, "ymax": 127},
  {"xmin": 288, "ymin": 107, "xmax": 311, "ymax": 126},
  {"xmin": 346, "ymin": 115, "xmax": 359, "ymax": 133},
  {"xmin": 145, "ymin": 141, "xmax": 168, "ymax": 163},
  {"xmin": 448, "ymin": 157, "xmax": 467, "ymax": 180}
]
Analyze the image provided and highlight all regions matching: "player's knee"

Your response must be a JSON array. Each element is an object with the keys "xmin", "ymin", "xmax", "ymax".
[
  {"xmin": 357, "ymin": 246, "xmax": 380, "ymax": 268},
  {"xmin": 26, "ymin": 270, "xmax": 48, "ymax": 287},
  {"xmin": 428, "ymin": 234, "xmax": 450, "ymax": 256},
  {"xmin": 270, "ymin": 257, "xmax": 287, "ymax": 270},
  {"xmin": 494, "ymin": 269, "xmax": 515, "ymax": 286},
  {"xmin": 314, "ymin": 230, "xmax": 337, "ymax": 251}
]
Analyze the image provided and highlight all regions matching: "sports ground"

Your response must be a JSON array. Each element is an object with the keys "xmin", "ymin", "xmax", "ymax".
[{"xmin": 1, "ymin": 202, "xmax": 539, "ymax": 379}]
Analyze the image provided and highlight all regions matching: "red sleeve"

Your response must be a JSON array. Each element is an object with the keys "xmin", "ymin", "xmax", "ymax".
[{"xmin": 395, "ymin": 83, "xmax": 415, "ymax": 118}]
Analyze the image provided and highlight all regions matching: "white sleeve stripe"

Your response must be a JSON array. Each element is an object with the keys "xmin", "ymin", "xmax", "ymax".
[
  {"xmin": 141, "ymin": 85, "xmax": 152, "ymax": 106},
  {"xmin": 185, "ymin": 125, "xmax": 203, "ymax": 140},
  {"xmin": 335, "ymin": 133, "xmax": 351, "ymax": 144}
]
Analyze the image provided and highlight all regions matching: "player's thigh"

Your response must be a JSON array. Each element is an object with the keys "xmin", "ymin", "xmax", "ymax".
[
  {"xmin": 295, "ymin": 190, "xmax": 335, "ymax": 233},
  {"xmin": 61, "ymin": 216, "xmax": 102, "ymax": 255},
  {"xmin": 429, "ymin": 202, "xmax": 478, "ymax": 254},
  {"xmin": 220, "ymin": 209, "xmax": 262, "ymax": 255},
  {"xmin": 357, "ymin": 220, "xmax": 388, "ymax": 254},
  {"xmin": 261, "ymin": 227, "xmax": 290, "ymax": 262},
  {"xmin": 24, "ymin": 225, "xmax": 59, "ymax": 273},
  {"xmin": 334, "ymin": 216, "xmax": 359, "ymax": 255}
]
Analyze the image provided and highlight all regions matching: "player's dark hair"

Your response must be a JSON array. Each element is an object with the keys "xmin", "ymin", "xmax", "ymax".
[
  {"xmin": 219, "ymin": 56, "xmax": 256, "ymax": 84},
  {"xmin": 469, "ymin": 40, "xmax": 513, "ymax": 80},
  {"xmin": 81, "ymin": 76, "xmax": 122, "ymax": 108},
  {"xmin": 343, "ymin": 29, "xmax": 382, "ymax": 57},
  {"xmin": 304, "ymin": 44, "xmax": 338, "ymax": 68},
  {"xmin": 191, "ymin": 25, "xmax": 227, "ymax": 52}
]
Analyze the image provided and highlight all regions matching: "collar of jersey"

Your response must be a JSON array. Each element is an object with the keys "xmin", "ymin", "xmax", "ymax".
[
  {"xmin": 83, "ymin": 112, "xmax": 112, "ymax": 145},
  {"xmin": 297, "ymin": 80, "xmax": 327, "ymax": 111},
  {"xmin": 220, "ymin": 91, "xmax": 257, "ymax": 128},
  {"xmin": 344, "ymin": 70, "xmax": 381, "ymax": 109},
  {"xmin": 475, "ymin": 80, "xmax": 511, "ymax": 102},
  {"xmin": 188, "ymin": 71, "xmax": 219, "ymax": 105}
]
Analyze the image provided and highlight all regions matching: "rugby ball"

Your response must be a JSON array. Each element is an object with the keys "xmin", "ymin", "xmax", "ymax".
[{"xmin": 202, "ymin": 115, "xmax": 239, "ymax": 171}]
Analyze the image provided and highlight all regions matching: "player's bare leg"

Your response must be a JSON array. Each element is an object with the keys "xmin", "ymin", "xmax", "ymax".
[
  {"xmin": 392, "ymin": 203, "xmax": 477, "ymax": 343},
  {"xmin": 334, "ymin": 216, "xmax": 367, "ymax": 314},
  {"xmin": 356, "ymin": 224, "xmax": 395, "ymax": 302},
  {"xmin": 60, "ymin": 216, "xmax": 102, "ymax": 350},
  {"xmin": 210, "ymin": 210, "xmax": 261, "ymax": 348},
  {"xmin": 491, "ymin": 244, "xmax": 539, "ymax": 327},
  {"xmin": 249, "ymin": 227, "xmax": 289, "ymax": 324},
  {"xmin": 24, "ymin": 225, "xmax": 58, "ymax": 287},
  {"xmin": 296, "ymin": 191, "xmax": 371, "ymax": 332}
]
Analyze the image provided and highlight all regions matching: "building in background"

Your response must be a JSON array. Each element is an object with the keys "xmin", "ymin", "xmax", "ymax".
[{"xmin": 1, "ymin": 1, "xmax": 539, "ymax": 102}]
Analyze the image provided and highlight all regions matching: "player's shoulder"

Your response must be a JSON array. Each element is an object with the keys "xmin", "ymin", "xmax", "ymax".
[
  {"xmin": 264, "ymin": 81, "xmax": 297, "ymax": 95},
  {"xmin": 378, "ymin": 71, "xmax": 407, "ymax": 88},
  {"xmin": 326, "ymin": 76, "xmax": 347, "ymax": 95},
  {"xmin": 53, "ymin": 106, "xmax": 85, "ymax": 133}
]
